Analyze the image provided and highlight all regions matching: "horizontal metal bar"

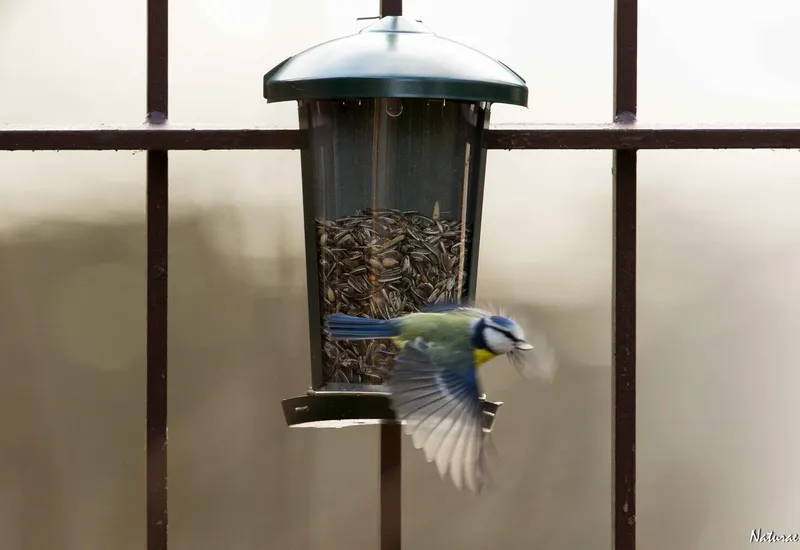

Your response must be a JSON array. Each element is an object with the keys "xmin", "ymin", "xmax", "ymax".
[
  {"xmin": 488, "ymin": 123, "xmax": 800, "ymax": 150},
  {"xmin": 0, "ymin": 125, "xmax": 306, "ymax": 150},
  {"xmin": 3, "ymin": 123, "xmax": 800, "ymax": 151}
]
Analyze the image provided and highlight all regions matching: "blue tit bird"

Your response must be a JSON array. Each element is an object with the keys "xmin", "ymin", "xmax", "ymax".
[{"xmin": 324, "ymin": 304, "xmax": 540, "ymax": 494}]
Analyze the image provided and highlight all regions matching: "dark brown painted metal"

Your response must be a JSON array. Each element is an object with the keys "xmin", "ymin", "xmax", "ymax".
[
  {"xmin": 377, "ymin": 2, "xmax": 403, "ymax": 548},
  {"xmin": 5, "ymin": 124, "xmax": 800, "ymax": 151},
  {"xmin": 614, "ymin": 6, "xmax": 637, "ymax": 121},
  {"xmin": 612, "ymin": 149, "xmax": 637, "ymax": 550},
  {"xmin": 146, "ymin": 1, "xmax": 169, "ymax": 550},
  {"xmin": 380, "ymin": 0, "xmax": 402, "ymax": 17},
  {"xmin": 0, "ymin": 127, "xmax": 305, "ymax": 151},
  {"xmin": 380, "ymin": 423, "xmax": 402, "ymax": 550},
  {"xmin": 380, "ymin": 0, "xmax": 403, "ymax": 550},
  {"xmin": 146, "ymin": 150, "xmax": 169, "ymax": 550},
  {"xmin": 488, "ymin": 124, "xmax": 800, "ymax": 149},
  {"xmin": 613, "ymin": 1, "xmax": 638, "ymax": 550}
]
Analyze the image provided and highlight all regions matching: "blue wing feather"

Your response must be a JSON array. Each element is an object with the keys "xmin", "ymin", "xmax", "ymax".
[{"xmin": 387, "ymin": 337, "xmax": 488, "ymax": 494}]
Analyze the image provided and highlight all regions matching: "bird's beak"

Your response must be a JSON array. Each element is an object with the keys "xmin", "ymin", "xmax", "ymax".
[{"xmin": 515, "ymin": 341, "xmax": 534, "ymax": 351}]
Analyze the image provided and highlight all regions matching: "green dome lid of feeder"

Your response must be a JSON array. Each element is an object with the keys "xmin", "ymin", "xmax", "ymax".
[{"xmin": 263, "ymin": 16, "xmax": 528, "ymax": 107}]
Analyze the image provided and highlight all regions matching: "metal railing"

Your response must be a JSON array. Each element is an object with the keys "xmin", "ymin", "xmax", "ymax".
[{"xmin": 2, "ymin": 1, "xmax": 797, "ymax": 549}]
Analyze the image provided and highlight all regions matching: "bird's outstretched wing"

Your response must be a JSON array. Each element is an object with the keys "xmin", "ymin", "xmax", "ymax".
[{"xmin": 387, "ymin": 338, "xmax": 489, "ymax": 494}]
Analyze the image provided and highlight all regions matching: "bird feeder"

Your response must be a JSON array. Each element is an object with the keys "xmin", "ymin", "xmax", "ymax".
[{"xmin": 265, "ymin": 16, "xmax": 528, "ymax": 428}]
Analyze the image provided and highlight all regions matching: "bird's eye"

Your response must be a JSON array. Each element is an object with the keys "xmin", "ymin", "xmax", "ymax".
[{"xmin": 500, "ymin": 329, "xmax": 520, "ymax": 342}]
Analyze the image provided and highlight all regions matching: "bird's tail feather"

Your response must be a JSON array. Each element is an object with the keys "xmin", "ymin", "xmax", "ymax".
[{"xmin": 325, "ymin": 313, "xmax": 399, "ymax": 340}]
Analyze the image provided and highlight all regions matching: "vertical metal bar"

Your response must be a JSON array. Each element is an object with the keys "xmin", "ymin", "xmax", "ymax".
[
  {"xmin": 612, "ymin": 1, "xmax": 638, "ymax": 550},
  {"xmin": 380, "ymin": 423, "xmax": 402, "ymax": 550},
  {"xmin": 380, "ymin": 0, "xmax": 402, "ymax": 17},
  {"xmin": 376, "ymin": 4, "xmax": 402, "ymax": 550},
  {"xmin": 146, "ymin": 1, "xmax": 169, "ymax": 550},
  {"xmin": 613, "ymin": 0, "xmax": 638, "ymax": 120}
]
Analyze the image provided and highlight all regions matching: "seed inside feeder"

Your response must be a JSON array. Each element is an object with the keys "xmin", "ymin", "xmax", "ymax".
[{"xmin": 317, "ymin": 208, "xmax": 471, "ymax": 386}]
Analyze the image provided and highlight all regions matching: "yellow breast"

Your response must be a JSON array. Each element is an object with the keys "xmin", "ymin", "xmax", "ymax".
[{"xmin": 474, "ymin": 348, "xmax": 498, "ymax": 368}]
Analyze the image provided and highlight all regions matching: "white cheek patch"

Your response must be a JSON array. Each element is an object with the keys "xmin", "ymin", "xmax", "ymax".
[{"xmin": 484, "ymin": 327, "xmax": 514, "ymax": 353}]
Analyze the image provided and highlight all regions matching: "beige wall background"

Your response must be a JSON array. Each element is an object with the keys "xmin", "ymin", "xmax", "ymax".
[{"xmin": 2, "ymin": 1, "xmax": 800, "ymax": 549}]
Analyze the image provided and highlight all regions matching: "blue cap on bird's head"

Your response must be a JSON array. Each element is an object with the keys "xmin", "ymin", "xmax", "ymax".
[
  {"xmin": 479, "ymin": 315, "xmax": 534, "ymax": 354},
  {"xmin": 488, "ymin": 315, "xmax": 517, "ymax": 331}
]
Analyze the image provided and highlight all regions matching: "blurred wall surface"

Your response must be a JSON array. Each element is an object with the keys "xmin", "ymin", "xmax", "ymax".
[{"xmin": 2, "ymin": 1, "xmax": 800, "ymax": 550}]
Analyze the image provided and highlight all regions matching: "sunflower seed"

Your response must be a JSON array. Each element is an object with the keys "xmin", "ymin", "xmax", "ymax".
[{"xmin": 316, "ymin": 209, "xmax": 471, "ymax": 385}]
